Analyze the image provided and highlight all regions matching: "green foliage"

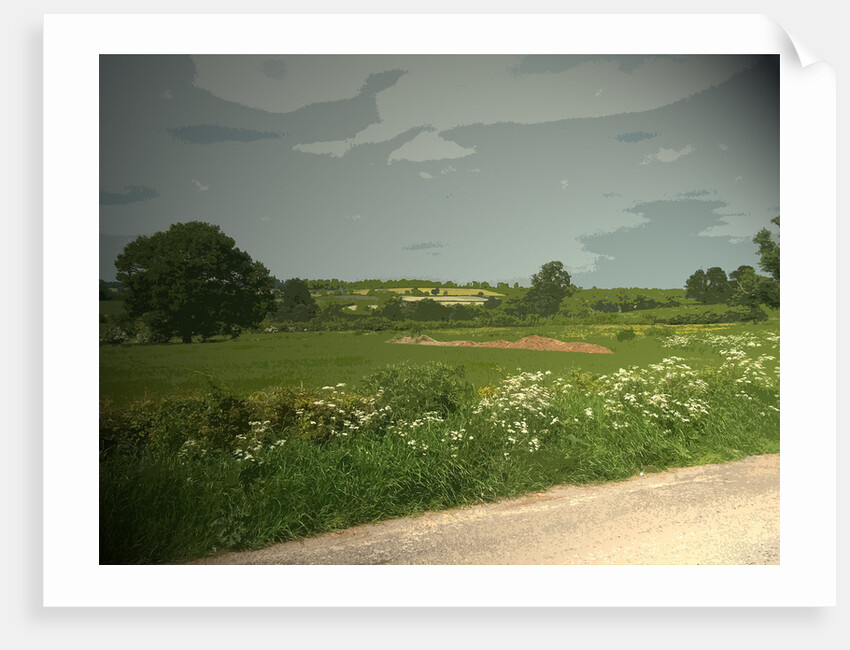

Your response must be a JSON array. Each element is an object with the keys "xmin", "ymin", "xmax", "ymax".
[
  {"xmin": 115, "ymin": 221, "xmax": 274, "ymax": 343},
  {"xmin": 99, "ymin": 381, "xmax": 253, "ymax": 452},
  {"xmin": 685, "ymin": 267, "xmax": 732, "ymax": 304},
  {"xmin": 276, "ymin": 278, "xmax": 319, "ymax": 322},
  {"xmin": 730, "ymin": 217, "xmax": 780, "ymax": 308},
  {"xmin": 376, "ymin": 295, "xmax": 405, "ymax": 320},
  {"xmin": 729, "ymin": 264, "xmax": 755, "ymax": 288},
  {"xmin": 409, "ymin": 298, "xmax": 448, "ymax": 321},
  {"xmin": 559, "ymin": 288, "xmax": 683, "ymax": 318},
  {"xmin": 502, "ymin": 293, "xmax": 530, "ymax": 318},
  {"xmin": 665, "ymin": 305, "xmax": 766, "ymax": 324},
  {"xmin": 705, "ymin": 267, "xmax": 733, "ymax": 303},
  {"xmin": 362, "ymin": 361, "xmax": 475, "ymax": 420},
  {"xmin": 729, "ymin": 267, "xmax": 779, "ymax": 310},
  {"xmin": 100, "ymin": 326, "xmax": 779, "ymax": 563},
  {"xmin": 683, "ymin": 218, "xmax": 779, "ymax": 310},
  {"xmin": 558, "ymin": 295, "xmax": 592, "ymax": 318},
  {"xmin": 99, "ymin": 327, "xmax": 129, "ymax": 345},
  {"xmin": 754, "ymin": 216, "xmax": 780, "ymax": 281},
  {"xmin": 616, "ymin": 327, "xmax": 636, "ymax": 341},
  {"xmin": 523, "ymin": 260, "xmax": 575, "ymax": 316}
]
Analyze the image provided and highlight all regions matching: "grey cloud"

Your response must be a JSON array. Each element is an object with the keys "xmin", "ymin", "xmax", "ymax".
[
  {"xmin": 513, "ymin": 55, "xmax": 655, "ymax": 76},
  {"xmin": 675, "ymin": 189, "xmax": 713, "ymax": 198},
  {"xmin": 577, "ymin": 199, "xmax": 759, "ymax": 288},
  {"xmin": 616, "ymin": 131, "xmax": 657, "ymax": 143},
  {"xmin": 260, "ymin": 58, "xmax": 287, "ymax": 80},
  {"xmin": 359, "ymin": 69, "xmax": 407, "ymax": 95},
  {"xmin": 100, "ymin": 185, "xmax": 159, "ymax": 205},
  {"xmin": 168, "ymin": 125, "xmax": 283, "ymax": 144},
  {"xmin": 403, "ymin": 241, "xmax": 447, "ymax": 251},
  {"xmin": 100, "ymin": 55, "xmax": 777, "ymax": 288}
]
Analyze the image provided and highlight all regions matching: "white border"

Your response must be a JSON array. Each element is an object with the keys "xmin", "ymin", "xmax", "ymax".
[{"xmin": 44, "ymin": 13, "xmax": 836, "ymax": 607}]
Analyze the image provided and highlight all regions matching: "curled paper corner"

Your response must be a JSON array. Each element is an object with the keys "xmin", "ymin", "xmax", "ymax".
[{"xmin": 763, "ymin": 14, "xmax": 827, "ymax": 70}]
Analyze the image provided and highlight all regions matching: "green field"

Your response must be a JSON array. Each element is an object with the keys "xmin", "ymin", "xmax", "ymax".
[
  {"xmin": 100, "ymin": 317, "xmax": 779, "ymax": 564},
  {"xmin": 351, "ymin": 287, "xmax": 505, "ymax": 296},
  {"xmin": 99, "ymin": 322, "xmax": 772, "ymax": 405}
]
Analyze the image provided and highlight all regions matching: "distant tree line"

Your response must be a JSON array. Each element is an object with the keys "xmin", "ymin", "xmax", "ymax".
[
  {"xmin": 305, "ymin": 278, "xmax": 522, "ymax": 293},
  {"xmin": 103, "ymin": 218, "xmax": 780, "ymax": 344},
  {"xmin": 684, "ymin": 216, "xmax": 780, "ymax": 312}
]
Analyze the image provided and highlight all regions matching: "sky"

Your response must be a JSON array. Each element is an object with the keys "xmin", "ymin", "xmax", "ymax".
[{"xmin": 99, "ymin": 54, "xmax": 779, "ymax": 288}]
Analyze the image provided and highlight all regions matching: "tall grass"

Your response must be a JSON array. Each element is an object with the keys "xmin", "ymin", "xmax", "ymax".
[{"xmin": 100, "ymin": 328, "xmax": 779, "ymax": 564}]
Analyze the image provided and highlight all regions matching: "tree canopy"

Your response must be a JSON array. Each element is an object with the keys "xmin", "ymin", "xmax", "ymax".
[
  {"xmin": 685, "ymin": 267, "xmax": 732, "ymax": 304},
  {"xmin": 115, "ymin": 221, "xmax": 274, "ymax": 342},
  {"xmin": 753, "ymin": 216, "xmax": 780, "ymax": 281},
  {"xmin": 731, "ymin": 216, "xmax": 779, "ymax": 309},
  {"xmin": 523, "ymin": 260, "xmax": 575, "ymax": 316},
  {"xmin": 683, "ymin": 217, "xmax": 779, "ymax": 311},
  {"xmin": 276, "ymin": 278, "xmax": 319, "ymax": 322}
]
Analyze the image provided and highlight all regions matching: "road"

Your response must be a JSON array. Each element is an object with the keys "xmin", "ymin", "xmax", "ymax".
[{"xmin": 188, "ymin": 454, "xmax": 779, "ymax": 565}]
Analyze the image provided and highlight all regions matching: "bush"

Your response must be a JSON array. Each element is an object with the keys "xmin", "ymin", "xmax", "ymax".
[
  {"xmin": 362, "ymin": 362, "xmax": 475, "ymax": 420},
  {"xmin": 616, "ymin": 328, "xmax": 636, "ymax": 341},
  {"xmin": 246, "ymin": 386, "xmax": 308, "ymax": 430},
  {"xmin": 135, "ymin": 321, "xmax": 173, "ymax": 344},
  {"xmin": 195, "ymin": 384, "xmax": 252, "ymax": 450},
  {"xmin": 100, "ymin": 327, "xmax": 129, "ymax": 345},
  {"xmin": 664, "ymin": 305, "xmax": 767, "ymax": 324},
  {"xmin": 99, "ymin": 398, "xmax": 158, "ymax": 451},
  {"xmin": 99, "ymin": 382, "xmax": 253, "ymax": 453}
]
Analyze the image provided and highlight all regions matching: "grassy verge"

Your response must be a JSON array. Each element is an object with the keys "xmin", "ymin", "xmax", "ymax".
[{"xmin": 100, "ymin": 328, "xmax": 779, "ymax": 564}]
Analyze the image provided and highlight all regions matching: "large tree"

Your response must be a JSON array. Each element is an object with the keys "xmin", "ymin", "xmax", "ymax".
[
  {"xmin": 704, "ymin": 267, "xmax": 733, "ymax": 303},
  {"xmin": 276, "ymin": 278, "xmax": 319, "ymax": 322},
  {"xmin": 523, "ymin": 260, "xmax": 575, "ymax": 316},
  {"xmin": 685, "ymin": 269, "xmax": 708, "ymax": 301},
  {"xmin": 753, "ymin": 216, "xmax": 780, "ymax": 281},
  {"xmin": 115, "ymin": 221, "xmax": 274, "ymax": 343},
  {"xmin": 730, "ymin": 217, "xmax": 780, "ymax": 309},
  {"xmin": 685, "ymin": 267, "xmax": 732, "ymax": 304},
  {"xmin": 729, "ymin": 266, "xmax": 780, "ymax": 309}
]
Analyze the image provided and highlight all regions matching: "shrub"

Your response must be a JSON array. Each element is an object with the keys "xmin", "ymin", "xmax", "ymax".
[
  {"xmin": 149, "ymin": 396, "xmax": 208, "ymax": 450},
  {"xmin": 99, "ymin": 383, "xmax": 253, "ymax": 453},
  {"xmin": 135, "ymin": 321, "xmax": 172, "ymax": 344},
  {"xmin": 664, "ymin": 305, "xmax": 767, "ymax": 325},
  {"xmin": 195, "ymin": 383, "xmax": 252, "ymax": 450},
  {"xmin": 616, "ymin": 328, "xmax": 637, "ymax": 341},
  {"xmin": 362, "ymin": 361, "xmax": 475, "ymax": 420},
  {"xmin": 247, "ymin": 386, "xmax": 317, "ymax": 433},
  {"xmin": 99, "ymin": 398, "xmax": 158, "ymax": 451},
  {"xmin": 100, "ymin": 327, "xmax": 129, "ymax": 345}
]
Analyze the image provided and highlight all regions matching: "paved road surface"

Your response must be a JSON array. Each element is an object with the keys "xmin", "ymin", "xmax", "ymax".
[{"xmin": 188, "ymin": 454, "xmax": 779, "ymax": 565}]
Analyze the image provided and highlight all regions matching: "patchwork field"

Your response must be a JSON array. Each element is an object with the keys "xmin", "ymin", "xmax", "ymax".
[
  {"xmin": 351, "ymin": 287, "xmax": 505, "ymax": 296},
  {"xmin": 399, "ymin": 295, "xmax": 489, "ymax": 304}
]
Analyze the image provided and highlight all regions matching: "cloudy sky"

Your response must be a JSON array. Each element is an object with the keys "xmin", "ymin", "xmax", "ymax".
[{"xmin": 100, "ymin": 54, "xmax": 778, "ymax": 288}]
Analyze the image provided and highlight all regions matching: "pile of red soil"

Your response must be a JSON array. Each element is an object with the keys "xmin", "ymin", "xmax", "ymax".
[{"xmin": 389, "ymin": 334, "xmax": 613, "ymax": 354}]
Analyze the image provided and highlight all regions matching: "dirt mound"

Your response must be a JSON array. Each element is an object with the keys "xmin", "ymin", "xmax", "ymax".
[
  {"xmin": 389, "ymin": 334, "xmax": 612, "ymax": 354},
  {"xmin": 396, "ymin": 335, "xmax": 441, "ymax": 345}
]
